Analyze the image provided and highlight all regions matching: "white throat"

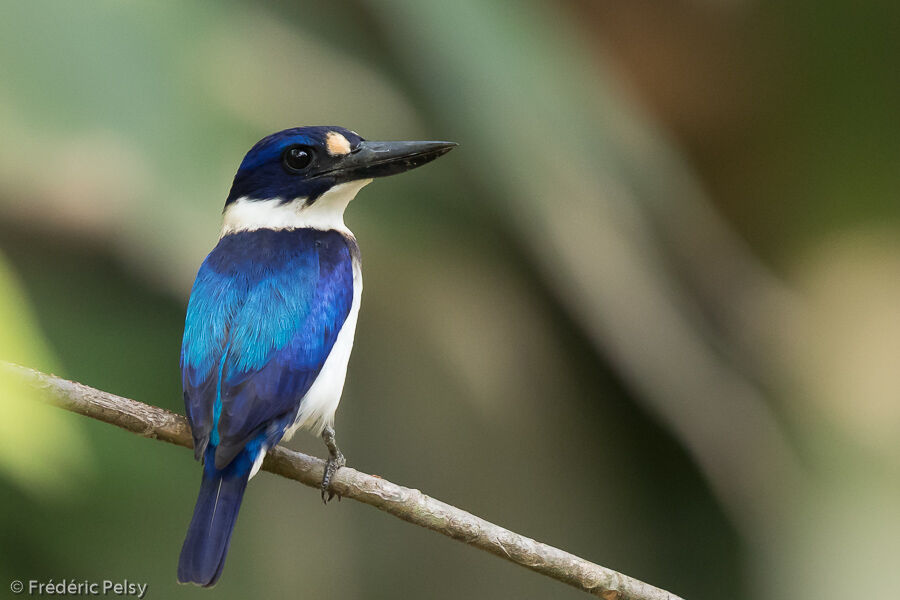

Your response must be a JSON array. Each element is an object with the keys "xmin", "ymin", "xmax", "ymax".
[{"xmin": 221, "ymin": 179, "xmax": 372, "ymax": 236}]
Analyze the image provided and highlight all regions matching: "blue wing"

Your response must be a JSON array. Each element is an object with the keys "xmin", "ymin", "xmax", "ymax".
[{"xmin": 180, "ymin": 229, "xmax": 355, "ymax": 468}]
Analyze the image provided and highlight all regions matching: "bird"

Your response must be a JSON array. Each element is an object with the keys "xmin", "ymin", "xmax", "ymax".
[{"xmin": 177, "ymin": 126, "xmax": 456, "ymax": 586}]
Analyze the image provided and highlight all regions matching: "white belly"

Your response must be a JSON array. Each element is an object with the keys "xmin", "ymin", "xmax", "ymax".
[{"xmin": 284, "ymin": 255, "xmax": 362, "ymax": 438}]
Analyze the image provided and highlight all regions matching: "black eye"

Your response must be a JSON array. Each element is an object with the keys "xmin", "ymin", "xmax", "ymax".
[{"xmin": 282, "ymin": 145, "xmax": 313, "ymax": 172}]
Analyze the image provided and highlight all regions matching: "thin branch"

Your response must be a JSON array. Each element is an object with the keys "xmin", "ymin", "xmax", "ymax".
[{"xmin": 4, "ymin": 361, "xmax": 683, "ymax": 600}]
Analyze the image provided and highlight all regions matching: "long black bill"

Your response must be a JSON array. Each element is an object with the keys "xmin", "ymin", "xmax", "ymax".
[{"xmin": 327, "ymin": 140, "xmax": 457, "ymax": 181}]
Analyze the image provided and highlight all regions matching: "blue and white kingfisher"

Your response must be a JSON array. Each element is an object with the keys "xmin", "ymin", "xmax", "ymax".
[{"xmin": 177, "ymin": 126, "xmax": 456, "ymax": 586}]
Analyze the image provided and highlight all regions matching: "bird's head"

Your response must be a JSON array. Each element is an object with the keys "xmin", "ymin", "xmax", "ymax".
[{"xmin": 222, "ymin": 126, "xmax": 456, "ymax": 234}]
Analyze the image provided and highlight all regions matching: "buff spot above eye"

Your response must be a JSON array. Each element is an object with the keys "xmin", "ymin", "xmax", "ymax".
[{"xmin": 325, "ymin": 131, "xmax": 351, "ymax": 156}]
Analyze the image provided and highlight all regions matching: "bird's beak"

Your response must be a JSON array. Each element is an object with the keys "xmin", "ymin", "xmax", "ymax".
[{"xmin": 321, "ymin": 140, "xmax": 457, "ymax": 181}]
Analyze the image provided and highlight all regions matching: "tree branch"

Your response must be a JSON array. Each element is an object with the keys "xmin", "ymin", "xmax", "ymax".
[{"xmin": 4, "ymin": 361, "xmax": 683, "ymax": 600}]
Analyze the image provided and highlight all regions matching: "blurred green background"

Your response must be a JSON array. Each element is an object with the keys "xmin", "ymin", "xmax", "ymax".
[{"xmin": 2, "ymin": 1, "xmax": 899, "ymax": 598}]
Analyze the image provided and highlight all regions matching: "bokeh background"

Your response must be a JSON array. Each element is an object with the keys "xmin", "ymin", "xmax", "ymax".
[{"xmin": 2, "ymin": 1, "xmax": 899, "ymax": 599}]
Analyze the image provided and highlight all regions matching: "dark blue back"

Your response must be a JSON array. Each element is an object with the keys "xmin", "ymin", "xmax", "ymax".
[{"xmin": 181, "ymin": 228, "xmax": 356, "ymax": 468}]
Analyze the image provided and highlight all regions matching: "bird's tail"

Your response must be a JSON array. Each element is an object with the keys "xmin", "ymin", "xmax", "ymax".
[{"xmin": 177, "ymin": 448, "xmax": 250, "ymax": 587}]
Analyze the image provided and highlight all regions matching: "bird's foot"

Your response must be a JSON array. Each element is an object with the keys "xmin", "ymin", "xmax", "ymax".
[
  {"xmin": 322, "ymin": 451, "xmax": 345, "ymax": 504},
  {"xmin": 321, "ymin": 426, "xmax": 346, "ymax": 504}
]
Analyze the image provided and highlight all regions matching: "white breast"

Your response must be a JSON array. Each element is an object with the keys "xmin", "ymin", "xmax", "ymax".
[{"xmin": 284, "ymin": 252, "xmax": 362, "ymax": 439}]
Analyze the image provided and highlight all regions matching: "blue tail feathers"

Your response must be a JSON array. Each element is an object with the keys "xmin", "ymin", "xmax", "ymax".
[{"xmin": 177, "ymin": 447, "xmax": 251, "ymax": 587}]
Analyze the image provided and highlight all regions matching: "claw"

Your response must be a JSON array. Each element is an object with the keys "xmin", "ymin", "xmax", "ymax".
[
  {"xmin": 321, "ymin": 451, "xmax": 345, "ymax": 503},
  {"xmin": 320, "ymin": 426, "xmax": 346, "ymax": 503}
]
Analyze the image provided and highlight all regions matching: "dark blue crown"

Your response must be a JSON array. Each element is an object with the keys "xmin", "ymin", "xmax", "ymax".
[{"xmin": 225, "ymin": 126, "xmax": 364, "ymax": 206}]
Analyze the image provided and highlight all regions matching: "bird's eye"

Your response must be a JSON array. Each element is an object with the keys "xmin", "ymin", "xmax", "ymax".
[{"xmin": 282, "ymin": 145, "xmax": 314, "ymax": 172}]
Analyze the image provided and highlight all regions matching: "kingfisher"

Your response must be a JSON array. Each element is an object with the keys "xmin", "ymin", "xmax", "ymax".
[{"xmin": 177, "ymin": 126, "xmax": 456, "ymax": 586}]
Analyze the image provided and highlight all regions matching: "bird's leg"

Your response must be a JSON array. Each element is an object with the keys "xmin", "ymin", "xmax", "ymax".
[{"xmin": 321, "ymin": 426, "xmax": 346, "ymax": 503}]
